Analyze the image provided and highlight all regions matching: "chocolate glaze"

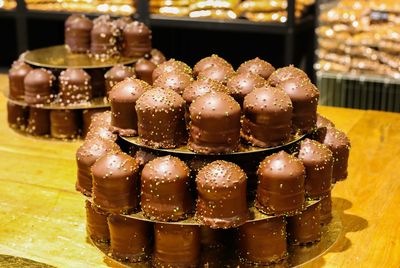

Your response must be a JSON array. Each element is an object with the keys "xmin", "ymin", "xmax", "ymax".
[
  {"xmin": 27, "ymin": 107, "xmax": 50, "ymax": 135},
  {"xmin": 76, "ymin": 137, "xmax": 120, "ymax": 196},
  {"xmin": 86, "ymin": 111, "xmax": 117, "ymax": 142},
  {"xmin": 93, "ymin": 14, "xmax": 111, "ymax": 25},
  {"xmin": 196, "ymin": 160, "xmax": 248, "ymax": 228},
  {"xmin": 287, "ymin": 202, "xmax": 321, "ymax": 245},
  {"xmin": 65, "ymin": 14, "xmax": 93, "ymax": 53},
  {"xmin": 314, "ymin": 113, "xmax": 336, "ymax": 141},
  {"xmin": 242, "ymin": 85, "xmax": 293, "ymax": 147},
  {"xmin": 153, "ymin": 223, "xmax": 200, "ymax": 268},
  {"xmin": 24, "ymin": 68, "xmax": 55, "ymax": 105},
  {"xmin": 226, "ymin": 72, "xmax": 266, "ymax": 105},
  {"xmin": 81, "ymin": 108, "xmax": 108, "ymax": 137},
  {"xmin": 109, "ymin": 78, "xmax": 150, "ymax": 136},
  {"xmin": 90, "ymin": 21, "xmax": 118, "ymax": 57},
  {"xmin": 134, "ymin": 149, "xmax": 157, "ymax": 168},
  {"xmin": 182, "ymin": 78, "xmax": 232, "ymax": 105},
  {"xmin": 193, "ymin": 54, "xmax": 232, "ymax": 77},
  {"xmin": 92, "ymin": 151, "xmax": 140, "ymax": 214},
  {"xmin": 7, "ymin": 101, "xmax": 28, "ymax": 130},
  {"xmin": 197, "ymin": 64, "xmax": 235, "ymax": 85},
  {"xmin": 267, "ymin": 65, "xmax": 309, "ymax": 87},
  {"xmin": 317, "ymin": 127, "xmax": 350, "ymax": 182},
  {"xmin": 238, "ymin": 217, "xmax": 287, "ymax": 265},
  {"xmin": 113, "ymin": 16, "xmax": 133, "ymax": 31},
  {"xmin": 121, "ymin": 21, "xmax": 152, "ymax": 57},
  {"xmin": 237, "ymin": 57, "xmax": 275, "ymax": 80},
  {"xmin": 8, "ymin": 60, "xmax": 32, "ymax": 100},
  {"xmin": 141, "ymin": 155, "xmax": 193, "ymax": 221},
  {"xmin": 150, "ymin": 48, "xmax": 166, "ymax": 65},
  {"xmin": 153, "ymin": 71, "xmax": 193, "ymax": 95},
  {"xmin": 135, "ymin": 58, "xmax": 157, "ymax": 85},
  {"xmin": 256, "ymin": 151, "xmax": 305, "ymax": 215},
  {"xmin": 59, "ymin": 68, "xmax": 92, "ymax": 104},
  {"xmin": 136, "ymin": 87, "xmax": 187, "ymax": 148},
  {"xmin": 299, "ymin": 139, "xmax": 333, "ymax": 198},
  {"xmin": 320, "ymin": 191, "xmax": 332, "ymax": 225},
  {"xmin": 85, "ymin": 200, "xmax": 109, "ymax": 243},
  {"xmin": 108, "ymin": 214, "xmax": 153, "ymax": 262},
  {"xmin": 278, "ymin": 78, "xmax": 319, "ymax": 133},
  {"xmin": 88, "ymin": 110, "xmax": 112, "ymax": 129},
  {"xmin": 188, "ymin": 92, "xmax": 241, "ymax": 154},
  {"xmin": 87, "ymin": 68, "xmax": 106, "ymax": 98},
  {"xmin": 152, "ymin": 59, "xmax": 192, "ymax": 82},
  {"xmin": 50, "ymin": 109, "xmax": 80, "ymax": 139},
  {"xmin": 104, "ymin": 64, "xmax": 135, "ymax": 94}
]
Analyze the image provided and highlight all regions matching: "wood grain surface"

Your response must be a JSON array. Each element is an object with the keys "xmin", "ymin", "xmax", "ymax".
[{"xmin": 0, "ymin": 74, "xmax": 399, "ymax": 267}]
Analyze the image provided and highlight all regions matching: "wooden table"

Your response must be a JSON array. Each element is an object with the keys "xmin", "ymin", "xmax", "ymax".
[{"xmin": 0, "ymin": 74, "xmax": 399, "ymax": 267}]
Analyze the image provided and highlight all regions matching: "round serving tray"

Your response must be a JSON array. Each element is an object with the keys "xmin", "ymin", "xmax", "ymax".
[{"xmin": 23, "ymin": 45, "xmax": 138, "ymax": 69}]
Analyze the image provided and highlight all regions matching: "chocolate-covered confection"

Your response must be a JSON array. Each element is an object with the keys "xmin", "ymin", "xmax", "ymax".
[
  {"xmin": 136, "ymin": 87, "xmax": 187, "ymax": 148},
  {"xmin": 108, "ymin": 215, "xmax": 152, "ymax": 262},
  {"xmin": 314, "ymin": 113, "xmax": 336, "ymax": 141},
  {"xmin": 242, "ymin": 85, "xmax": 293, "ymax": 147},
  {"xmin": 150, "ymin": 48, "xmax": 166, "ymax": 65},
  {"xmin": 90, "ymin": 21, "xmax": 118, "ymax": 58},
  {"xmin": 320, "ymin": 191, "xmax": 332, "ymax": 224},
  {"xmin": 238, "ymin": 217, "xmax": 287, "ymax": 265},
  {"xmin": 196, "ymin": 160, "xmax": 248, "ymax": 228},
  {"xmin": 8, "ymin": 61, "xmax": 32, "ymax": 100},
  {"xmin": 141, "ymin": 156, "xmax": 193, "ymax": 221},
  {"xmin": 88, "ymin": 110, "xmax": 112, "ymax": 129},
  {"xmin": 287, "ymin": 202, "xmax": 321, "ymax": 245},
  {"xmin": 24, "ymin": 68, "xmax": 55, "ymax": 105},
  {"xmin": 182, "ymin": 78, "xmax": 232, "ymax": 105},
  {"xmin": 76, "ymin": 137, "xmax": 120, "ymax": 196},
  {"xmin": 197, "ymin": 64, "xmax": 235, "ymax": 85},
  {"xmin": 267, "ymin": 65, "xmax": 309, "ymax": 87},
  {"xmin": 193, "ymin": 54, "xmax": 232, "ymax": 77},
  {"xmin": 153, "ymin": 224, "xmax": 200, "ymax": 268},
  {"xmin": 256, "ymin": 151, "xmax": 305, "ymax": 215},
  {"xmin": 135, "ymin": 58, "xmax": 157, "ymax": 85},
  {"xmin": 93, "ymin": 14, "xmax": 111, "ymax": 25},
  {"xmin": 299, "ymin": 139, "xmax": 333, "ymax": 198},
  {"xmin": 237, "ymin": 57, "xmax": 275, "ymax": 80},
  {"xmin": 152, "ymin": 59, "xmax": 192, "ymax": 82},
  {"xmin": 226, "ymin": 72, "xmax": 266, "ymax": 105},
  {"xmin": 110, "ymin": 78, "xmax": 150, "ymax": 136},
  {"xmin": 50, "ymin": 110, "xmax": 80, "ymax": 139},
  {"xmin": 121, "ymin": 21, "xmax": 152, "ymax": 57},
  {"xmin": 81, "ymin": 108, "xmax": 108, "ymax": 137},
  {"xmin": 278, "ymin": 78, "xmax": 319, "ymax": 133},
  {"xmin": 104, "ymin": 64, "xmax": 135, "ymax": 94},
  {"xmin": 188, "ymin": 92, "xmax": 241, "ymax": 154},
  {"xmin": 92, "ymin": 151, "xmax": 139, "ymax": 214},
  {"xmin": 85, "ymin": 200, "xmax": 109, "ymax": 243},
  {"xmin": 65, "ymin": 14, "xmax": 93, "ymax": 53},
  {"xmin": 7, "ymin": 101, "xmax": 28, "ymax": 130},
  {"xmin": 86, "ymin": 111, "xmax": 117, "ymax": 142},
  {"xmin": 153, "ymin": 71, "xmax": 193, "ymax": 95},
  {"xmin": 318, "ymin": 127, "xmax": 351, "ymax": 182},
  {"xmin": 134, "ymin": 149, "xmax": 157, "ymax": 168},
  {"xmin": 59, "ymin": 68, "xmax": 92, "ymax": 104},
  {"xmin": 113, "ymin": 16, "xmax": 133, "ymax": 31},
  {"xmin": 27, "ymin": 107, "xmax": 50, "ymax": 135},
  {"xmin": 87, "ymin": 69, "xmax": 106, "ymax": 98}
]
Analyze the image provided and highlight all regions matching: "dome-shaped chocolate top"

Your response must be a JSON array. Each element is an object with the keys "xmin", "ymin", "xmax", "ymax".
[
  {"xmin": 193, "ymin": 54, "xmax": 232, "ymax": 76},
  {"xmin": 76, "ymin": 137, "xmax": 120, "ymax": 169},
  {"xmin": 9, "ymin": 60, "xmax": 32, "ymax": 76},
  {"xmin": 109, "ymin": 78, "xmax": 150, "ymax": 103},
  {"xmin": 92, "ymin": 151, "xmax": 138, "ymax": 180},
  {"xmin": 93, "ymin": 14, "xmax": 111, "ymax": 25},
  {"xmin": 316, "ymin": 114, "xmax": 335, "ymax": 128},
  {"xmin": 153, "ymin": 71, "xmax": 193, "ymax": 95},
  {"xmin": 237, "ymin": 57, "xmax": 275, "ymax": 80},
  {"xmin": 89, "ymin": 111, "xmax": 112, "ymax": 129},
  {"xmin": 152, "ymin": 59, "xmax": 192, "ymax": 82},
  {"xmin": 65, "ymin": 14, "xmax": 93, "ymax": 30},
  {"xmin": 135, "ymin": 58, "xmax": 157, "ymax": 84},
  {"xmin": 8, "ymin": 61, "xmax": 33, "ymax": 100},
  {"xmin": 197, "ymin": 65, "xmax": 235, "ymax": 85},
  {"xmin": 59, "ymin": 68, "xmax": 92, "ymax": 104},
  {"xmin": 124, "ymin": 20, "xmax": 151, "ymax": 36},
  {"xmin": 24, "ymin": 68, "xmax": 54, "ymax": 88},
  {"xmin": 142, "ymin": 155, "xmax": 190, "ymax": 182},
  {"xmin": 60, "ymin": 68, "xmax": 91, "ymax": 85},
  {"xmin": 299, "ymin": 138, "xmax": 332, "ymax": 166},
  {"xmin": 150, "ymin": 49, "xmax": 166, "ymax": 65},
  {"xmin": 24, "ymin": 68, "xmax": 55, "ymax": 105},
  {"xmin": 105, "ymin": 64, "xmax": 135, "ymax": 83},
  {"xmin": 136, "ymin": 87, "xmax": 185, "ymax": 111},
  {"xmin": 113, "ymin": 16, "xmax": 133, "ymax": 30},
  {"xmin": 258, "ymin": 151, "xmax": 305, "ymax": 182},
  {"xmin": 267, "ymin": 65, "xmax": 309, "ymax": 86},
  {"xmin": 90, "ymin": 21, "xmax": 118, "ymax": 55},
  {"xmin": 196, "ymin": 160, "xmax": 246, "ymax": 188},
  {"xmin": 278, "ymin": 78, "xmax": 319, "ymax": 104},
  {"xmin": 227, "ymin": 72, "xmax": 266, "ymax": 103},
  {"xmin": 182, "ymin": 78, "xmax": 231, "ymax": 104}
]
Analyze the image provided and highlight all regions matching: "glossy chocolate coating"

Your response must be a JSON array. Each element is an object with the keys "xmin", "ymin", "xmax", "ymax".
[
  {"xmin": 93, "ymin": 14, "xmax": 111, "ymax": 25},
  {"xmin": 59, "ymin": 68, "xmax": 92, "ymax": 104},
  {"xmin": 87, "ymin": 69, "xmax": 106, "ymax": 98},
  {"xmin": 65, "ymin": 14, "xmax": 93, "ymax": 53},
  {"xmin": 88, "ymin": 110, "xmax": 112, "ymax": 129},
  {"xmin": 7, "ymin": 101, "xmax": 28, "ymax": 130},
  {"xmin": 287, "ymin": 202, "xmax": 321, "ymax": 245},
  {"xmin": 90, "ymin": 21, "xmax": 118, "ymax": 57},
  {"xmin": 81, "ymin": 108, "xmax": 108, "ymax": 137},
  {"xmin": 196, "ymin": 160, "xmax": 248, "ymax": 228},
  {"xmin": 242, "ymin": 85, "xmax": 293, "ymax": 147},
  {"xmin": 85, "ymin": 200, "xmax": 109, "ymax": 243},
  {"xmin": 134, "ymin": 149, "xmax": 157, "ymax": 168},
  {"xmin": 141, "ymin": 156, "xmax": 193, "ymax": 221},
  {"xmin": 188, "ymin": 92, "xmax": 241, "ymax": 154},
  {"xmin": 278, "ymin": 78, "xmax": 319, "ymax": 133},
  {"xmin": 121, "ymin": 21, "xmax": 152, "ymax": 57},
  {"xmin": 86, "ymin": 111, "xmax": 117, "ymax": 142},
  {"xmin": 153, "ymin": 224, "xmax": 200, "ymax": 268},
  {"xmin": 153, "ymin": 71, "xmax": 193, "ymax": 95},
  {"xmin": 26, "ymin": 107, "xmax": 50, "ymax": 135},
  {"xmin": 113, "ymin": 16, "xmax": 133, "ymax": 31},
  {"xmin": 8, "ymin": 61, "xmax": 32, "ymax": 100},
  {"xmin": 104, "ymin": 64, "xmax": 135, "ymax": 94},
  {"xmin": 182, "ymin": 78, "xmax": 232, "ymax": 105},
  {"xmin": 226, "ymin": 72, "xmax": 266, "ymax": 105},
  {"xmin": 237, "ymin": 57, "xmax": 275, "ymax": 80},
  {"xmin": 314, "ymin": 113, "xmax": 336, "ymax": 141},
  {"xmin": 267, "ymin": 65, "xmax": 309, "ymax": 87},
  {"xmin": 193, "ymin": 54, "xmax": 232, "ymax": 77},
  {"xmin": 50, "ymin": 109, "xmax": 80, "ymax": 139},
  {"xmin": 150, "ymin": 48, "xmax": 166, "ymax": 65},
  {"xmin": 320, "ymin": 191, "xmax": 332, "ymax": 225},
  {"xmin": 76, "ymin": 137, "xmax": 120, "ymax": 196},
  {"xmin": 109, "ymin": 78, "xmax": 150, "ymax": 136},
  {"xmin": 256, "ymin": 151, "xmax": 305, "ymax": 215},
  {"xmin": 152, "ymin": 59, "xmax": 192, "ymax": 82},
  {"xmin": 318, "ymin": 127, "xmax": 351, "ymax": 182},
  {"xmin": 135, "ymin": 58, "xmax": 157, "ymax": 85},
  {"xmin": 197, "ymin": 64, "xmax": 235, "ymax": 85},
  {"xmin": 92, "ymin": 151, "xmax": 140, "ymax": 214},
  {"xmin": 24, "ymin": 68, "xmax": 55, "ymax": 105},
  {"xmin": 108, "ymin": 214, "xmax": 153, "ymax": 262},
  {"xmin": 136, "ymin": 87, "xmax": 187, "ymax": 148},
  {"xmin": 238, "ymin": 217, "xmax": 287, "ymax": 265},
  {"xmin": 299, "ymin": 139, "xmax": 333, "ymax": 198}
]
